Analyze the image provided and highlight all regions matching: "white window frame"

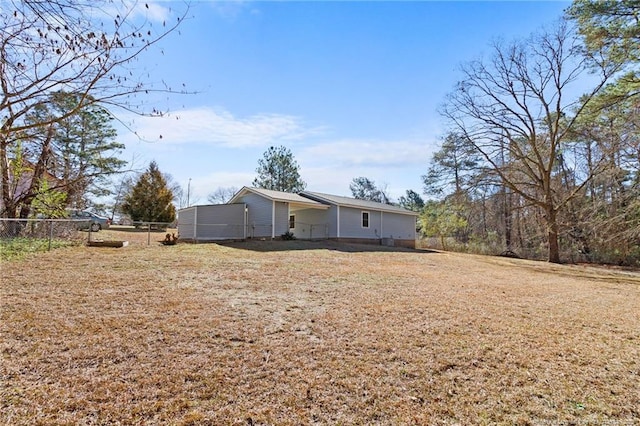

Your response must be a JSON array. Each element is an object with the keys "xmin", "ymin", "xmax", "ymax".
[{"xmin": 361, "ymin": 211, "xmax": 370, "ymax": 228}]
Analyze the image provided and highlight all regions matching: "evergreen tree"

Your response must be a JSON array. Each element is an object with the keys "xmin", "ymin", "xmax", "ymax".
[
  {"xmin": 397, "ymin": 190, "xmax": 425, "ymax": 212},
  {"xmin": 121, "ymin": 162, "xmax": 176, "ymax": 224},
  {"xmin": 0, "ymin": 1, "xmax": 188, "ymax": 219},
  {"xmin": 420, "ymin": 199, "xmax": 469, "ymax": 250},
  {"xmin": 253, "ymin": 146, "xmax": 306, "ymax": 192},
  {"xmin": 422, "ymin": 132, "xmax": 480, "ymax": 197},
  {"xmin": 5, "ymin": 91, "xmax": 125, "ymax": 219},
  {"xmin": 568, "ymin": 1, "xmax": 640, "ymax": 71}
]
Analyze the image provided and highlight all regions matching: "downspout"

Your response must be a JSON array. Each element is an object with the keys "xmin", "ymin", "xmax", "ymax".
[
  {"xmin": 380, "ymin": 211, "xmax": 384, "ymax": 239},
  {"xmin": 336, "ymin": 205, "xmax": 340, "ymax": 238},
  {"xmin": 244, "ymin": 204, "xmax": 248, "ymax": 239}
]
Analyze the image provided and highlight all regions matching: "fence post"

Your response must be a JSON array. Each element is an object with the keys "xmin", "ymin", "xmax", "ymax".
[
  {"xmin": 48, "ymin": 220, "xmax": 53, "ymax": 251},
  {"xmin": 147, "ymin": 223, "xmax": 151, "ymax": 246}
]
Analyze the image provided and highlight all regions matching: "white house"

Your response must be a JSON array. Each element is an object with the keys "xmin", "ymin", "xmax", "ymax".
[{"xmin": 178, "ymin": 187, "xmax": 419, "ymax": 248}]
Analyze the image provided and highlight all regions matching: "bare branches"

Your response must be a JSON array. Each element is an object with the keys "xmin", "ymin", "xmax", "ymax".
[
  {"xmin": 1, "ymin": 0, "xmax": 190, "ymax": 135},
  {"xmin": 1, "ymin": 0, "xmax": 190, "ymax": 218},
  {"xmin": 440, "ymin": 21, "xmax": 623, "ymax": 262}
]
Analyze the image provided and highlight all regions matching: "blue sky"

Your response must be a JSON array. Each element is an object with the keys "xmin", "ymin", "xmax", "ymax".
[{"xmin": 117, "ymin": 0, "xmax": 571, "ymax": 204}]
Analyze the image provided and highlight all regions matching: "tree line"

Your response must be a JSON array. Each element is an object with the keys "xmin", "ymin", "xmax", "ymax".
[{"xmin": 423, "ymin": 1, "xmax": 640, "ymax": 264}]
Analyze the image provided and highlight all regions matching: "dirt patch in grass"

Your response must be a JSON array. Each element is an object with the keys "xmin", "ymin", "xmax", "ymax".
[{"xmin": 1, "ymin": 236, "xmax": 639, "ymax": 425}]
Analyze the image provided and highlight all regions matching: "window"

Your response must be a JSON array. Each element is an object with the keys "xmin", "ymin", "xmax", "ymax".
[
  {"xmin": 361, "ymin": 211, "xmax": 369, "ymax": 228},
  {"xmin": 289, "ymin": 214, "xmax": 295, "ymax": 229}
]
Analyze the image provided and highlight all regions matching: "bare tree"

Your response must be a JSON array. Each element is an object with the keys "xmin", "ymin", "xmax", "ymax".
[
  {"xmin": 1, "ymin": 0, "xmax": 190, "ymax": 218},
  {"xmin": 441, "ymin": 22, "xmax": 622, "ymax": 263},
  {"xmin": 207, "ymin": 186, "xmax": 239, "ymax": 204}
]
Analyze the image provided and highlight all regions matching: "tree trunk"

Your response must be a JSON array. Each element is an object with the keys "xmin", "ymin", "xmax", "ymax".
[
  {"xmin": 17, "ymin": 125, "xmax": 55, "ymax": 219},
  {"xmin": 1, "ymin": 130, "xmax": 13, "ymax": 218},
  {"xmin": 547, "ymin": 208, "xmax": 561, "ymax": 263},
  {"xmin": 502, "ymin": 186, "xmax": 512, "ymax": 252}
]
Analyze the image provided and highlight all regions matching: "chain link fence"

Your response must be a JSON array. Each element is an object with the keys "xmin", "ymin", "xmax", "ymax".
[
  {"xmin": 177, "ymin": 220, "xmax": 330, "ymax": 242},
  {"xmin": 290, "ymin": 222, "xmax": 329, "ymax": 240},
  {"xmin": 1, "ymin": 218, "xmax": 93, "ymax": 240},
  {"xmin": 0, "ymin": 219, "xmax": 177, "ymax": 259},
  {"xmin": 0, "ymin": 218, "xmax": 93, "ymax": 258},
  {"xmin": 130, "ymin": 222, "xmax": 176, "ymax": 245}
]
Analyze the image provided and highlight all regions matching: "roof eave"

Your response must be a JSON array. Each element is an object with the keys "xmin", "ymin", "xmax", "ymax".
[
  {"xmin": 300, "ymin": 191, "xmax": 419, "ymax": 216},
  {"xmin": 229, "ymin": 187, "xmax": 329, "ymax": 209}
]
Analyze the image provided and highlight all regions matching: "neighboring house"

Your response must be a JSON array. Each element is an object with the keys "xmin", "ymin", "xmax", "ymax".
[
  {"xmin": 0, "ymin": 160, "xmax": 61, "ymax": 217},
  {"xmin": 178, "ymin": 186, "xmax": 419, "ymax": 248}
]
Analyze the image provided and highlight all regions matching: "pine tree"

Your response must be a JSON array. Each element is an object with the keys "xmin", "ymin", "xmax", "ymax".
[
  {"xmin": 349, "ymin": 177, "xmax": 391, "ymax": 204},
  {"xmin": 253, "ymin": 146, "xmax": 306, "ymax": 193},
  {"xmin": 121, "ymin": 162, "xmax": 176, "ymax": 224}
]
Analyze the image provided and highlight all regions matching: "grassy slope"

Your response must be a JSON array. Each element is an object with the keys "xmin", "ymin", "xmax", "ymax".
[{"xmin": 1, "ymin": 237, "xmax": 639, "ymax": 425}]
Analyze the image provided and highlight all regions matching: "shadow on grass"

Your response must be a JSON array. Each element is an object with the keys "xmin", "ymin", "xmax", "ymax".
[
  {"xmin": 482, "ymin": 253, "xmax": 640, "ymax": 285},
  {"xmin": 218, "ymin": 239, "xmax": 439, "ymax": 254}
]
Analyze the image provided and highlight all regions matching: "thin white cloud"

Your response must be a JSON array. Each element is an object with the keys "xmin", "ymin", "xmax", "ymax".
[
  {"xmin": 117, "ymin": 109, "xmax": 436, "ymax": 201},
  {"xmin": 100, "ymin": 1, "xmax": 174, "ymax": 24},
  {"xmin": 296, "ymin": 138, "xmax": 435, "ymax": 198},
  {"xmin": 119, "ymin": 107, "xmax": 324, "ymax": 148},
  {"xmin": 300, "ymin": 139, "xmax": 430, "ymax": 168},
  {"xmin": 136, "ymin": 2, "xmax": 172, "ymax": 23},
  {"xmin": 203, "ymin": 0, "xmax": 256, "ymax": 20},
  {"xmin": 188, "ymin": 171, "xmax": 252, "ymax": 202},
  {"xmin": 123, "ymin": 1, "xmax": 174, "ymax": 23}
]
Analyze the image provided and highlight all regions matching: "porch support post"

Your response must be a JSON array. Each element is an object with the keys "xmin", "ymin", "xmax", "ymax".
[
  {"xmin": 193, "ymin": 206, "xmax": 198, "ymax": 243},
  {"xmin": 271, "ymin": 200, "xmax": 276, "ymax": 239}
]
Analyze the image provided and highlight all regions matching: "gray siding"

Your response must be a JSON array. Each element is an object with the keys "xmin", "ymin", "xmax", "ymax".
[
  {"xmin": 177, "ymin": 207, "xmax": 196, "ymax": 239},
  {"xmin": 238, "ymin": 193, "xmax": 273, "ymax": 238},
  {"xmin": 338, "ymin": 206, "xmax": 415, "ymax": 240},
  {"xmin": 339, "ymin": 206, "xmax": 381, "ymax": 239},
  {"xmin": 326, "ymin": 206, "xmax": 339, "ymax": 238},
  {"xmin": 178, "ymin": 205, "xmax": 246, "ymax": 240},
  {"xmin": 200, "ymin": 204, "xmax": 246, "ymax": 240},
  {"xmin": 380, "ymin": 212, "xmax": 416, "ymax": 240},
  {"xmin": 291, "ymin": 208, "xmax": 330, "ymax": 239},
  {"xmin": 274, "ymin": 201, "xmax": 289, "ymax": 237},
  {"xmin": 181, "ymin": 188, "xmax": 416, "ymax": 244}
]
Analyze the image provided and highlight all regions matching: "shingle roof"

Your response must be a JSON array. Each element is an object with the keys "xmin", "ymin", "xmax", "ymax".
[
  {"xmin": 229, "ymin": 187, "xmax": 419, "ymax": 215},
  {"xmin": 230, "ymin": 187, "xmax": 328, "ymax": 209},
  {"xmin": 300, "ymin": 191, "xmax": 419, "ymax": 216}
]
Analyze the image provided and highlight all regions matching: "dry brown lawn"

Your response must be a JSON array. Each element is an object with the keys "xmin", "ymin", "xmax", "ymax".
[{"xmin": 1, "ymin": 229, "xmax": 639, "ymax": 425}]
